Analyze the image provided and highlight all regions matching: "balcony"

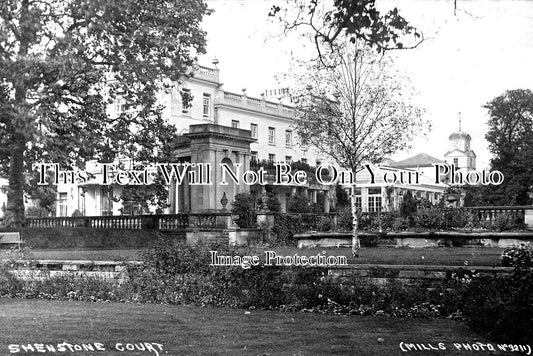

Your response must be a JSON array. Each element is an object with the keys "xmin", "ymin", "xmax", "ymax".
[
  {"xmin": 217, "ymin": 91, "xmax": 294, "ymax": 119},
  {"xmin": 193, "ymin": 65, "xmax": 220, "ymax": 84}
]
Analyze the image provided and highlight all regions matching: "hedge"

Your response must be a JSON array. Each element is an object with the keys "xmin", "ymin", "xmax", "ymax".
[{"xmin": 0, "ymin": 228, "xmax": 182, "ymax": 249}]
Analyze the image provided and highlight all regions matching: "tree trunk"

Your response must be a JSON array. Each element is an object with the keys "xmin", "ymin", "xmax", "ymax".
[
  {"xmin": 5, "ymin": 0, "xmax": 30, "ymax": 228},
  {"xmin": 351, "ymin": 184, "xmax": 360, "ymax": 257},
  {"xmin": 5, "ymin": 136, "xmax": 26, "ymax": 227}
]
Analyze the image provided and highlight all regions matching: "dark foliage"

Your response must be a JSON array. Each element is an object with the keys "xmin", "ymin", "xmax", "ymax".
[{"xmin": 231, "ymin": 193, "xmax": 257, "ymax": 228}]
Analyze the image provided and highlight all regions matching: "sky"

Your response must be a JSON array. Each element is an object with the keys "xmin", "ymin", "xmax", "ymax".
[{"xmin": 198, "ymin": 0, "xmax": 533, "ymax": 169}]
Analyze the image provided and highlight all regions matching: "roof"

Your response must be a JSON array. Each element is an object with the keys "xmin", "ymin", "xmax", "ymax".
[
  {"xmin": 391, "ymin": 153, "xmax": 445, "ymax": 168},
  {"xmin": 449, "ymin": 131, "xmax": 471, "ymax": 141},
  {"xmin": 380, "ymin": 157, "xmax": 397, "ymax": 166}
]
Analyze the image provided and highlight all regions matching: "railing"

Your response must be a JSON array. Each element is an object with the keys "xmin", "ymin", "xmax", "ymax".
[
  {"xmin": 194, "ymin": 65, "xmax": 219, "ymax": 82},
  {"xmin": 219, "ymin": 91, "xmax": 294, "ymax": 118},
  {"xmin": 89, "ymin": 216, "xmax": 142, "ymax": 229},
  {"xmin": 24, "ymin": 213, "xmax": 233, "ymax": 231},
  {"xmin": 223, "ymin": 91, "xmax": 242, "ymax": 101},
  {"xmin": 465, "ymin": 206, "xmax": 527, "ymax": 223}
]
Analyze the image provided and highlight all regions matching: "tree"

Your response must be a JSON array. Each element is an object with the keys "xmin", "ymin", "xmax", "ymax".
[
  {"xmin": 231, "ymin": 193, "xmax": 256, "ymax": 228},
  {"xmin": 292, "ymin": 43, "xmax": 427, "ymax": 256},
  {"xmin": 269, "ymin": 0, "xmax": 423, "ymax": 57},
  {"xmin": 400, "ymin": 190, "xmax": 417, "ymax": 219},
  {"xmin": 483, "ymin": 89, "xmax": 533, "ymax": 205},
  {"xmin": 0, "ymin": 0, "xmax": 211, "ymax": 226}
]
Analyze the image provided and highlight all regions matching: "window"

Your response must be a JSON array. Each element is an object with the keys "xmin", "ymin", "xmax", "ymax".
[
  {"xmin": 231, "ymin": 120, "xmax": 239, "ymax": 128},
  {"xmin": 268, "ymin": 153, "xmax": 276, "ymax": 163},
  {"xmin": 368, "ymin": 187, "xmax": 382, "ymax": 212},
  {"xmin": 285, "ymin": 156, "xmax": 292, "ymax": 164},
  {"xmin": 78, "ymin": 188, "xmax": 86, "ymax": 216},
  {"xmin": 58, "ymin": 192, "xmax": 68, "ymax": 217},
  {"xmin": 181, "ymin": 88, "xmax": 191, "ymax": 115},
  {"xmin": 453, "ymin": 158, "xmax": 459, "ymax": 168},
  {"xmin": 368, "ymin": 196, "xmax": 382, "ymax": 212},
  {"xmin": 285, "ymin": 130, "xmax": 293, "ymax": 147},
  {"xmin": 251, "ymin": 151, "xmax": 258, "ymax": 162},
  {"xmin": 202, "ymin": 93, "xmax": 210, "ymax": 118},
  {"xmin": 114, "ymin": 99, "xmax": 126, "ymax": 116},
  {"xmin": 250, "ymin": 123, "xmax": 258, "ymax": 139},
  {"xmin": 101, "ymin": 186, "xmax": 113, "ymax": 216},
  {"xmin": 355, "ymin": 196, "xmax": 362, "ymax": 211},
  {"xmin": 268, "ymin": 127, "xmax": 276, "ymax": 145}
]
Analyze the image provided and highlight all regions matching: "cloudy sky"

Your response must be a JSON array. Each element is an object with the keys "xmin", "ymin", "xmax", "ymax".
[{"xmin": 199, "ymin": 0, "xmax": 533, "ymax": 169}]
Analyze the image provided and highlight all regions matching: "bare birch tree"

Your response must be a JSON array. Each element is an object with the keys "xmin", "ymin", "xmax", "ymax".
[{"xmin": 291, "ymin": 43, "xmax": 428, "ymax": 256}]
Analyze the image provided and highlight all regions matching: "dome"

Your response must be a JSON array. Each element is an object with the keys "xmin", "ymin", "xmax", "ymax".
[{"xmin": 448, "ymin": 131, "xmax": 471, "ymax": 141}]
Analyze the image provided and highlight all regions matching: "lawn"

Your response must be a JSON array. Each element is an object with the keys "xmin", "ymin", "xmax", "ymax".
[
  {"xmin": 0, "ymin": 299, "xmax": 508, "ymax": 356},
  {"xmin": 1, "ymin": 246, "xmax": 506, "ymax": 266}
]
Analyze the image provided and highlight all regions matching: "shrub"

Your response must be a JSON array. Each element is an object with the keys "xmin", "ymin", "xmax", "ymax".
[
  {"xmin": 287, "ymin": 194, "xmax": 313, "ymax": 213},
  {"xmin": 392, "ymin": 216, "xmax": 409, "ymax": 231},
  {"xmin": 231, "ymin": 193, "xmax": 257, "ymax": 228},
  {"xmin": 459, "ymin": 268, "xmax": 533, "ymax": 343},
  {"xmin": 257, "ymin": 192, "xmax": 281, "ymax": 212},
  {"xmin": 492, "ymin": 211, "xmax": 526, "ymax": 231},
  {"xmin": 271, "ymin": 213, "xmax": 305, "ymax": 245},
  {"xmin": 501, "ymin": 244, "xmax": 533, "ymax": 267},
  {"xmin": 335, "ymin": 185, "xmax": 350, "ymax": 209},
  {"xmin": 400, "ymin": 191, "xmax": 417, "ymax": 218},
  {"xmin": 415, "ymin": 208, "xmax": 443, "ymax": 229},
  {"xmin": 337, "ymin": 207, "xmax": 353, "ymax": 231}
]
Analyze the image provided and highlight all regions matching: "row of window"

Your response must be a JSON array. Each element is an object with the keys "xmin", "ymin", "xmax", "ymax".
[
  {"xmin": 179, "ymin": 90, "xmax": 296, "ymax": 148},
  {"xmin": 353, "ymin": 190, "xmax": 443, "ymax": 213},
  {"xmin": 181, "ymin": 89, "xmax": 211, "ymax": 118},
  {"xmin": 250, "ymin": 151, "xmax": 305, "ymax": 165},
  {"xmin": 230, "ymin": 121, "xmax": 293, "ymax": 147},
  {"xmin": 353, "ymin": 195, "xmax": 382, "ymax": 213}
]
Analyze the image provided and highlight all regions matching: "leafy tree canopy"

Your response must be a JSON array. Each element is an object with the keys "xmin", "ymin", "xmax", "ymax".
[
  {"xmin": 0, "ymin": 0, "xmax": 211, "ymax": 225},
  {"xmin": 290, "ymin": 43, "xmax": 428, "ymax": 172},
  {"xmin": 482, "ymin": 89, "xmax": 533, "ymax": 205},
  {"xmin": 269, "ymin": 0, "xmax": 423, "ymax": 55}
]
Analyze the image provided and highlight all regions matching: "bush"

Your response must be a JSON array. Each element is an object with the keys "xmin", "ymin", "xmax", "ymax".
[
  {"xmin": 400, "ymin": 191, "xmax": 417, "ymax": 218},
  {"xmin": 459, "ymin": 268, "xmax": 533, "ymax": 343},
  {"xmin": 492, "ymin": 211, "xmax": 526, "ymax": 231},
  {"xmin": 392, "ymin": 216, "xmax": 409, "ymax": 231},
  {"xmin": 337, "ymin": 207, "xmax": 353, "ymax": 231},
  {"xmin": 257, "ymin": 192, "xmax": 281, "ymax": 212},
  {"xmin": 287, "ymin": 194, "xmax": 313, "ymax": 213},
  {"xmin": 501, "ymin": 244, "xmax": 533, "ymax": 267},
  {"xmin": 231, "ymin": 193, "xmax": 257, "ymax": 228},
  {"xmin": 415, "ymin": 208, "xmax": 443, "ymax": 229},
  {"xmin": 4, "ymin": 227, "xmax": 166, "ymax": 249},
  {"xmin": 271, "ymin": 213, "xmax": 305, "ymax": 245}
]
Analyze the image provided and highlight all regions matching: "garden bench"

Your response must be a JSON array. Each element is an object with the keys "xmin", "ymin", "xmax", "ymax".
[{"xmin": 0, "ymin": 232, "xmax": 21, "ymax": 249}]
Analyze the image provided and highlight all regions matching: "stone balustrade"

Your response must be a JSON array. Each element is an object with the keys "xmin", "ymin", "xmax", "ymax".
[
  {"xmin": 218, "ymin": 91, "xmax": 294, "ymax": 118},
  {"xmin": 24, "ymin": 213, "xmax": 233, "ymax": 231}
]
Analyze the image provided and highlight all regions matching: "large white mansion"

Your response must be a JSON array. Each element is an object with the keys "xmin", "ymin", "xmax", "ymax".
[{"xmin": 0, "ymin": 62, "xmax": 477, "ymax": 217}]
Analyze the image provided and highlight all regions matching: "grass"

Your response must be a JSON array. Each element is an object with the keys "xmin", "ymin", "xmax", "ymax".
[
  {"xmin": 1, "ymin": 246, "xmax": 505, "ymax": 266},
  {"xmin": 0, "ymin": 299, "xmax": 506, "ymax": 356}
]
